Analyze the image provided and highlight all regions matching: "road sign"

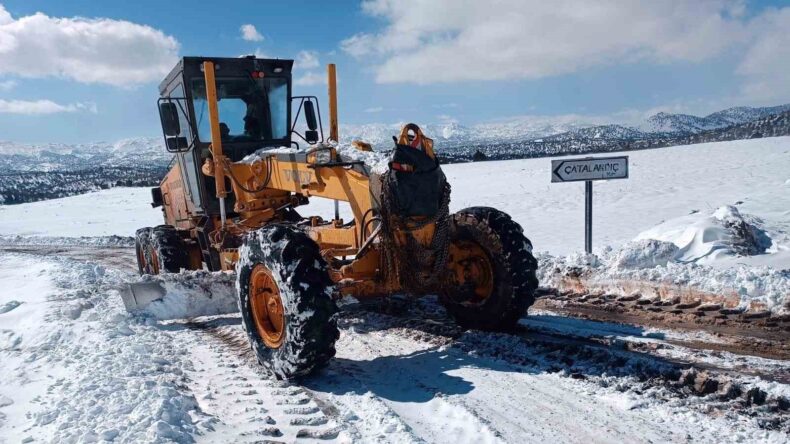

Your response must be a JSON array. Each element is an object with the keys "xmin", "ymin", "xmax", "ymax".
[
  {"xmin": 551, "ymin": 156, "xmax": 628, "ymax": 183},
  {"xmin": 550, "ymin": 155, "xmax": 630, "ymax": 253}
]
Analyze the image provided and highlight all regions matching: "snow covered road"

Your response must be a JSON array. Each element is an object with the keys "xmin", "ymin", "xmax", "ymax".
[{"xmin": 1, "ymin": 247, "xmax": 788, "ymax": 443}]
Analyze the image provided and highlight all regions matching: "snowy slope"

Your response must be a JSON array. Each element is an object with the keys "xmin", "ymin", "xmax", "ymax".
[
  {"xmin": 2, "ymin": 137, "xmax": 789, "ymax": 264},
  {"xmin": 0, "ymin": 187, "xmax": 162, "ymax": 238}
]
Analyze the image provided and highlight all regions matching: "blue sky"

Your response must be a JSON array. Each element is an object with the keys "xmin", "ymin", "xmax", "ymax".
[{"xmin": 0, "ymin": 0, "xmax": 788, "ymax": 143}]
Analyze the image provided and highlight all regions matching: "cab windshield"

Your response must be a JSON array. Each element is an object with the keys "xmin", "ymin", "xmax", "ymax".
[{"xmin": 191, "ymin": 76, "xmax": 288, "ymax": 142}]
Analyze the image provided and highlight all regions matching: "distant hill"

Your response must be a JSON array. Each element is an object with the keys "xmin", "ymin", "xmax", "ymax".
[{"xmin": 1, "ymin": 104, "xmax": 788, "ymax": 204}]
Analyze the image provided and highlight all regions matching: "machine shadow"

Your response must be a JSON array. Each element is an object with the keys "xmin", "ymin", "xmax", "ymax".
[
  {"xmin": 303, "ymin": 346, "xmax": 516, "ymax": 403},
  {"xmin": 305, "ymin": 302, "xmax": 686, "ymax": 403}
]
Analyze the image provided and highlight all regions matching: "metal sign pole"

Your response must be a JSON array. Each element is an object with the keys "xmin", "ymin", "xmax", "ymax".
[
  {"xmin": 551, "ymin": 155, "xmax": 628, "ymax": 255},
  {"xmin": 585, "ymin": 180, "xmax": 592, "ymax": 254}
]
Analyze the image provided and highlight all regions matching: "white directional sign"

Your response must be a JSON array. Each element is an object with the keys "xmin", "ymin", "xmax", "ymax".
[
  {"xmin": 550, "ymin": 155, "xmax": 630, "ymax": 253},
  {"xmin": 551, "ymin": 156, "xmax": 629, "ymax": 183}
]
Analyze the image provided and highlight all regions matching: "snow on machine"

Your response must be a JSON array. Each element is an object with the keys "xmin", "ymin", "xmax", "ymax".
[{"xmin": 124, "ymin": 56, "xmax": 539, "ymax": 378}]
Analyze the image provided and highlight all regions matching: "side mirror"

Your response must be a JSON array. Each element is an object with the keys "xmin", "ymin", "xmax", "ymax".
[
  {"xmin": 304, "ymin": 100, "xmax": 319, "ymax": 144},
  {"xmin": 159, "ymin": 102, "xmax": 181, "ymax": 137},
  {"xmin": 304, "ymin": 100, "xmax": 318, "ymax": 131},
  {"xmin": 166, "ymin": 136, "xmax": 188, "ymax": 152}
]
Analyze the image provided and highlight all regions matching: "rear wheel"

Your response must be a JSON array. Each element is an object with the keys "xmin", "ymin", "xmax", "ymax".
[
  {"xmin": 237, "ymin": 225, "xmax": 339, "ymax": 379},
  {"xmin": 440, "ymin": 207, "xmax": 539, "ymax": 331},
  {"xmin": 135, "ymin": 227, "xmax": 152, "ymax": 275},
  {"xmin": 136, "ymin": 225, "xmax": 188, "ymax": 275},
  {"xmin": 149, "ymin": 225, "xmax": 189, "ymax": 273}
]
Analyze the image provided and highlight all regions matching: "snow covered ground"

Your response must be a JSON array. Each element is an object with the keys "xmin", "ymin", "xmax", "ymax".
[
  {"xmin": 0, "ymin": 250, "xmax": 787, "ymax": 443},
  {"xmin": 1, "ymin": 137, "xmax": 789, "ymax": 442},
  {"xmin": 0, "ymin": 187, "xmax": 162, "ymax": 238}
]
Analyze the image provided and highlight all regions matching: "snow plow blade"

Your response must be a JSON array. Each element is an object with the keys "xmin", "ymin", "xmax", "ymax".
[
  {"xmin": 120, "ymin": 282, "xmax": 167, "ymax": 312},
  {"xmin": 118, "ymin": 271, "xmax": 239, "ymax": 320}
]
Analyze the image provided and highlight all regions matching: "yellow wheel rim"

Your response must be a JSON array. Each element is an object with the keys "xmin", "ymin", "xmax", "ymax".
[
  {"xmin": 250, "ymin": 265, "xmax": 285, "ymax": 348},
  {"xmin": 448, "ymin": 239, "xmax": 495, "ymax": 303}
]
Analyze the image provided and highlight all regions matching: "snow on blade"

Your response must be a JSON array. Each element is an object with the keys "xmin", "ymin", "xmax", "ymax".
[{"xmin": 124, "ymin": 271, "xmax": 239, "ymax": 320}]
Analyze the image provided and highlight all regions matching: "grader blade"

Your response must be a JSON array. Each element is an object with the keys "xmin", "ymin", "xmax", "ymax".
[
  {"xmin": 119, "ymin": 272, "xmax": 239, "ymax": 320},
  {"xmin": 119, "ymin": 281, "xmax": 167, "ymax": 312}
]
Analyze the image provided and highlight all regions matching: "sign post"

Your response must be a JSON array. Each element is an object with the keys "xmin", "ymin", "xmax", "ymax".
[{"xmin": 551, "ymin": 156, "xmax": 629, "ymax": 254}]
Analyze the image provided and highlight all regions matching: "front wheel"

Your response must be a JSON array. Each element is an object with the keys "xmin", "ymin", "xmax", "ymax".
[
  {"xmin": 135, "ymin": 225, "xmax": 188, "ymax": 275},
  {"xmin": 236, "ymin": 225, "xmax": 339, "ymax": 379},
  {"xmin": 440, "ymin": 207, "xmax": 539, "ymax": 331}
]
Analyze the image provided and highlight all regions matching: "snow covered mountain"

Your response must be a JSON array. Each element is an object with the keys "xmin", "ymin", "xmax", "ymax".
[
  {"xmin": 2, "ymin": 104, "xmax": 788, "ymax": 204},
  {"xmin": 0, "ymin": 137, "xmax": 169, "ymax": 204},
  {"xmin": 641, "ymin": 104, "xmax": 790, "ymax": 134}
]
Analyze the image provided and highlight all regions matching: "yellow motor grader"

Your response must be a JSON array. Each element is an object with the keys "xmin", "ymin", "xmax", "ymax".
[{"xmin": 131, "ymin": 55, "xmax": 538, "ymax": 378}]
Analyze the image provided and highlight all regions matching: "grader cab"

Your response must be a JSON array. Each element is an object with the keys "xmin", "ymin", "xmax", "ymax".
[{"xmin": 132, "ymin": 55, "xmax": 538, "ymax": 379}]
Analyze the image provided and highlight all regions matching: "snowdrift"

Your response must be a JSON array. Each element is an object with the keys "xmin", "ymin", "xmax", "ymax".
[
  {"xmin": 635, "ymin": 205, "xmax": 775, "ymax": 265},
  {"xmin": 540, "ymin": 206, "xmax": 790, "ymax": 313}
]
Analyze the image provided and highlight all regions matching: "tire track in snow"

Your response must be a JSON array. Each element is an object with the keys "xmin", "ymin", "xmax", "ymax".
[{"xmin": 172, "ymin": 319, "xmax": 353, "ymax": 443}]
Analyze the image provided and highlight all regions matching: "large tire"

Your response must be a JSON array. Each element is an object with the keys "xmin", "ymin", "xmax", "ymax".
[
  {"xmin": 135, "ymin": 227, "xmax": 152, "ymax": 275},
  {"xmin": 236, "ymin": 225, "xmax": 339, "ymax": 379},
  {"xmin": 440, "ymin": 207, "xmax": 539, "ymax": 331},
  {"xmin": 147, "ymin": 225, "xmax": 189, "ymax": 274}
]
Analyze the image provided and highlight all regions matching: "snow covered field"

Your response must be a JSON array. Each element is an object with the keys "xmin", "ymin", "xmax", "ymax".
[
  {"xmin": 3, "ymin": 137, "xmax": 789, "ymax": 260},
  {"xmin": 1, "ymin": 137, "xmax": 789, "ymax": 442}
]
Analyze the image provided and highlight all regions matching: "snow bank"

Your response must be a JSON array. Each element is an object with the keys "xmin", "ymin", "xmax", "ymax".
[
  {"xmin": 534, "ymin": 205, "xmax": 789, "ymax": 312},
  {"xmin": 0, "ymin": 234, "xmax": 135, "ymax": 247},
  {"xmin": 612, "ymin": 239, "xmax": 679, "ymax": 269},
  {"xmin": 540, "ymin": 242, "xmax": 790, "ymax": 313},
  {"xmin": 636, "ymin": 205, "xmax": 776, "ymax": 266},
  {"xmin": 0, "ymin": 254, "xmax": 213, "ymax": 442}
]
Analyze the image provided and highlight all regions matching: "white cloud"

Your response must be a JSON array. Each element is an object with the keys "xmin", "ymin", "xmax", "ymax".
[
  {"xmin": 342, "ymin": 0, "xmax": 751, "ymax": 84},
  {"xmin": 240, "ymin": 24, "xmax": 263, "ymax": 42},
  {"xmin": 0, "ymin": 79, "xmax": 16, "ymax": 90},
  {"xmin": 436, "ymin": 114, "xmax": 458, "ymax": 124},
  {"xmin": 736, "ymin": 8, "xmax": 790, "ymax": 103},
  {"xmin": 0, "ymin": 5, "xmax": 179, "ymax": 87},
  {"xmin": 295, "ymin": 50, "xmax": 320, "ymax": 69},
  {"xmin": 0, "ymin": 99, "xmax": 97, "ymax": 115},
  {"xmin": 364, "ymin": 106, "xmax": 383, "ymax": 113},
  {"xmin": 295, "ymin": 72, "xmax": 327, "ymax": 86}
]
